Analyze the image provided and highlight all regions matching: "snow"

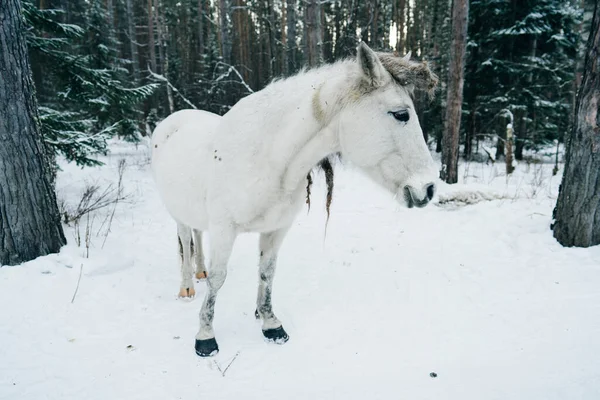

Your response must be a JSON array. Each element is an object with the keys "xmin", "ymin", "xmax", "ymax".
[{"xmin": 1, "ymin": 140, "xmax": 600, "ymax": 400}]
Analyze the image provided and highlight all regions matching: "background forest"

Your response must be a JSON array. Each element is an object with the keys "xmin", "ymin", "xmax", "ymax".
[
  {"xmin": 2, "ymin": 1, "xmax": 600, "ymax": 395},
  {"xmin": 25, "ymin": 0, "xmax": 595, "ymax": 166}
]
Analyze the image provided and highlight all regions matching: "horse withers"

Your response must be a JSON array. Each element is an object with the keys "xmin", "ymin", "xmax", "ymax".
[{"xmin": 151, "ymin": 42, "xmax": 439, "ymax": 357}]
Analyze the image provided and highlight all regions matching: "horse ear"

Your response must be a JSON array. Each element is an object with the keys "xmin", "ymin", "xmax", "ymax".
[{"xmin": 357, "ymin": 42, "xmax": 386, "ymax": 87}]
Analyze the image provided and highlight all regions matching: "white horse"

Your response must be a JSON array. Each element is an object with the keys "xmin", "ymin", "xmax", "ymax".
[{"xmin": 151, "ymin": 43, "xmax": 439, "ymax": 357}]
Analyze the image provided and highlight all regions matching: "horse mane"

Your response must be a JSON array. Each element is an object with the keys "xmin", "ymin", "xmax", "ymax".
[{"xmin": 376, "ymin": 52, "xmax": 439, "ymax": 98}]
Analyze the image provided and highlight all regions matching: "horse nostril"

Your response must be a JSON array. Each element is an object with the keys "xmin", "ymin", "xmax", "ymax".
[{"xmin": 426, "ymin": 183, "xmax": 435, "ymax": 201}]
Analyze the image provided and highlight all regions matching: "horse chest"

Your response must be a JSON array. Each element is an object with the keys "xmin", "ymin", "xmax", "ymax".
[{"xmin": 237, "ymin": 184, "xmax": 305, "ymax": 233}]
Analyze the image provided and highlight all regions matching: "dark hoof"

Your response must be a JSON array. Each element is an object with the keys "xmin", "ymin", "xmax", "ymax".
[
  {"xmin": 254, "ymin": 309, "xmax": 260, "ymax": 319},
  {"xmin": 262, "ymin": 326, "xmax": 289, "ymax": 344},
  {"xmin": 195, "ymin": 338, "xmax": 219, "ymax": 357}
]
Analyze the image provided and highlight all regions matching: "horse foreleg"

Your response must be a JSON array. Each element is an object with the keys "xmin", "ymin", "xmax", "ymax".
[
  {"xmin": 177, "ymin": 223, "xmax": 196, "ymax": 298},
  {"xmin": 195, "ymin": 226, "xmax": 236, "ymax": 357},
  {"xmin": 192, "ymin": 229, "xmax": 207, "ymax": 279},
  {"xmin": 256, "ymin": 227, "xmax": 291, "ymax": 344}
]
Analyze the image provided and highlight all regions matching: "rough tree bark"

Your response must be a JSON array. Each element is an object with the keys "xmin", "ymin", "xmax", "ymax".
[
  {"xmin": 440, "ymin": 0, "xmax": 469, "ymax": 184},
  {"xmin": 305, "ymin": 0, "xmax": 322, "ymax": 67},
  {"xmin": 552, "ymin": 2, "xmax": 600, "ymax": 248},
  {"xmin": 0, "ymin": 0, "xmax": 66, "ymax": 266}
]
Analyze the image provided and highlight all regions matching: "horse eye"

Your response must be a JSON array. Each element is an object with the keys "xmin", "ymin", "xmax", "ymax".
[{"xmin": 389, "ymin": 110, "xmax": 410, "ymax": 123}]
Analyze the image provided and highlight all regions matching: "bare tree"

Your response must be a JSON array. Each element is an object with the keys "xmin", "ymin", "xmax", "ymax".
[
  {"xmin": 0, "ymin": 0, "xmax": 66, "ymax": 265},
  {"xmin": 440, "ymin": 0, "xmax": 469, "ymax": 184},
  {"xmin": 552, "ymin": 1, "xmax": 600, "ymax": 247}
]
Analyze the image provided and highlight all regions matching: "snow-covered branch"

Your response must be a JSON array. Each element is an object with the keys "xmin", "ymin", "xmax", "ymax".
[
  {"xmin": 212, "ymin": 62, "xmax": 254, "ymax": 94},
  {"xmin": 147, "ymin": 68, "xmax": 198, "ymax": 109}
]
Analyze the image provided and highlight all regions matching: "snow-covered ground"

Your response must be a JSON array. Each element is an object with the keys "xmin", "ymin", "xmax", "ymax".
[{"xmin": 1, "ymin": 140, "xmax": 599, "ymax": 400}]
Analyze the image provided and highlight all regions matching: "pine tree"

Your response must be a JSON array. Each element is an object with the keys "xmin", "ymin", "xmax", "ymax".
[
  {"xmin": 0, "ymin": 0, "xmax": 66, "ymax": 266},
  {"xmin": 464, "ymin": 0, "xmax": 581, "ymax": 160},
  {"xmin": 24, "ymin": 1, "xmax": 157, "ymax": 166}
]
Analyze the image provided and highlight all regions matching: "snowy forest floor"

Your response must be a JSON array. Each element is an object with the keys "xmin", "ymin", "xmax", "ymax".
[{"xmin": 1, "ymin": 140, "xmax": 600, "ymax": 400}]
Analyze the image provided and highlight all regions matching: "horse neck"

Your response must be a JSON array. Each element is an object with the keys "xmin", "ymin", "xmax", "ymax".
[{"xmin": 279, "ymin": 62, "xmax": 354, "ymax": 192}]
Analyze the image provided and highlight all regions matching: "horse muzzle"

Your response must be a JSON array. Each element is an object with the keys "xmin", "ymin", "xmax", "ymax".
[{"xmin": 403, "ymin": 182, "xmax": 436, "ymax": 208}]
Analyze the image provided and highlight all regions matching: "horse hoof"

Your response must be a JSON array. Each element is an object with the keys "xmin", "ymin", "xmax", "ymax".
[
  {"xmin": 263, "ymin": 326, "xmax": 289, "ymax": 344},
  {"xmin": 178, "ymin": 287, "xmax": 195, "ymax": 298},
  {"xmin": 195, "ymin": 271, "xmax": 208, "ymax": 280},
  {"xmin": 195, "ymin": 338, "xmax": 219, "ymax": 357}
]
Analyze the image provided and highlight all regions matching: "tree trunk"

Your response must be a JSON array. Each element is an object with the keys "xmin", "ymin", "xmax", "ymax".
[
  {"xmin": 106, "ymin": 0, "xmax": 114, "ymax": 27},
  {"xmin": 305, "ymin": 0, "xmax": 322, "ymax": 67},
  {"xmin": 286, "ymin": 0, "xmax": 297, "ymax": 73},
  {"xmin": 281, "ymin": 1, "xmax": 287, "ymax": 75},
  {"xmin": 440, "ymin": 0, "xmax": 469, "ymax": 184},
  {"xmin": 153, "ymin": 0, "xmax": 165, "ymax": 74},
  {"xmin": 219, "ymin": 0, "xmax": 231, "ymax": 65},
  {"xmin": 198, "ymin": 0, "xmax": 205, "ymax": 57},
  {"xmin": 505, "ymin": 119, "xmax": 514, "ymax": 175},
  {"xmin": 0, "ymin": 0, "xmax": 66, "ymax": 266},
  {"xmin": 514, "ymin": 111, "xmax": 526, "ymax": 160},
  {"xmin": 152, "ymin": 0, "xmax": 172, "ymax": 113},
  {"xmin": 266, "ymin": 0, "xmax": 276, "ymax": 79},
  {"xmin": 322, "ymin": 2, "xmax": 333, "ymax": 63},
  {"xmin": 370, "ymin": 0, "xmax": 379, "ymax": 48},
  {"xmin": 464, "ymin": 102, "xmax": 476, "ymax": 160},
  {"xmin": 552, "ymin": 2, "xmax": 600, "ymax": 247},
  {"xmin": 396, "ymin": 0, "xmax": 406, "ymax": 53},
  {"xmin": 126, "ymin": 0, "xmax": 140, "ymax": 82},
  {"xmin": 147, "ymin": 0, "xmax": 157, "ymax": 71}
]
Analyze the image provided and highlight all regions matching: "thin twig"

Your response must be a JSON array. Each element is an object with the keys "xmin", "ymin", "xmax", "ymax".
[
  {"xmin": 212, "ymin": 351, "xmax": 241, "ymax": 377},
  {"xmin": 71, "ymin": 263, "xmax": 84, "ymax": 304},
  {"xmin": 85, "ymin": 213, "xmax": 94, "ymax": 258},
  {"xmin": 101, "ymin": 159, "xmax": 126, "ymax": 248},
  {"xmin": 221, "ymin": 351, "xmax": 240, "ymax": 377},
  {"xmin": 212, "ymin": 360, "xmax": 223, "ymax": 375},
  {"xmin": 212, "ymin": 62, "xmax": 254, "ymax": 94},
  {"xmin": 147, "ymin": 68, "xmax": 198, "ymax": 109}
]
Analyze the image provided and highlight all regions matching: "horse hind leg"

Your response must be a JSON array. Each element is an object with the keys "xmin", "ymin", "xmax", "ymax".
[
  {"xmin": 192, "ymin": 229, "xmax": 207, "ymax": 279},
  {"xmin": 177, "ymin": 223, "xmax": 196, "ymax": 298},
  {"xmin": 256, "ymin": 226, "xmax": 291, "ymax": 344}
]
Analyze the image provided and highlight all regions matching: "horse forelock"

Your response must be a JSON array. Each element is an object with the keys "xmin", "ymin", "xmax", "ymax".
[{"xmin": 375, "ymin": 53, "xmax": 439, "ymax": 98}]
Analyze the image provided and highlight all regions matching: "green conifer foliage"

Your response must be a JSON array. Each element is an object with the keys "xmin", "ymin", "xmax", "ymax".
[{"xmin": 23, "ymin": 2, "xmax": 157, "ymax": 166}]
